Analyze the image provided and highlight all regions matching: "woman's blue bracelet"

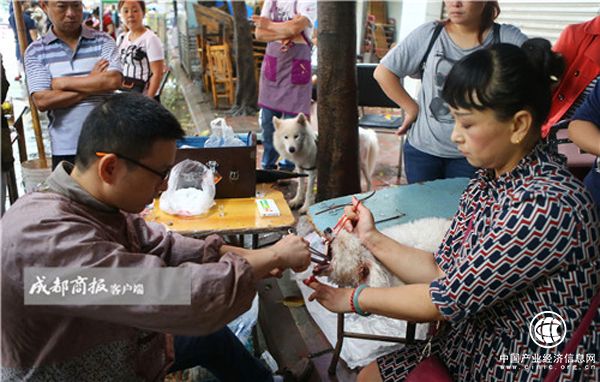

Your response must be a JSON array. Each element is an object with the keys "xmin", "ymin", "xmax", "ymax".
[{"xmin": 353, "ymin": 284, "xmax": 371, "ymax": 317}]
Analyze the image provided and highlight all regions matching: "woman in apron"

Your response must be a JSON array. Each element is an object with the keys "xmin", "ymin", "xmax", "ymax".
[{"xmin": 253, "ymin": 0, "xmax": 316, "ymax": 170}]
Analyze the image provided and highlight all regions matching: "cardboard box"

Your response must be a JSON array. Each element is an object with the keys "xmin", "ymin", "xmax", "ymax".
[{"xmin": 175, "ymin": 133, "xmax": 256, "ymax": 198}]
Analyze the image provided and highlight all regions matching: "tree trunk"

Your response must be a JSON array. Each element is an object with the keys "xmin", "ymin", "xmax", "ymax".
[
  {"xmin": 230, "ymin": 2, "xmax": 258, "ymax": 116},
  {"xmin": 317, "ymin": 2, "xmax": 360, "ymax": 201}
]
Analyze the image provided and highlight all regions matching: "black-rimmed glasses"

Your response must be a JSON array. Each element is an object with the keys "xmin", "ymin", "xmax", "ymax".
[{"xmin": 96, "ymin": 152, "xmax": 171, "ymax": 181}]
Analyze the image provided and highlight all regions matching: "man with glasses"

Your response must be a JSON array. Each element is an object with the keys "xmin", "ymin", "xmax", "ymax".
[
  {"xmin": 1, "ymin": 93, "xmax": 312, "ymax": 380},
  {"xmin": 25, "ymin": 0, "xmax": 122, "ymax": 169}
]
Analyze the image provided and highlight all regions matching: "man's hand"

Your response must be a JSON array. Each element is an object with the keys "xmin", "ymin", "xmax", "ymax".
[
  {"xmin": 91, "ymin": 59, "xmax": 109, "ymax": 74},
  {"xmin": 271, "ymin": 234, "xmax": 311, "ymax": 272}
]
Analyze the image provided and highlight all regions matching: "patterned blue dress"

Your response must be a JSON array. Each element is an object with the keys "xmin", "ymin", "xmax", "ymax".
[{"xmin": 378, "ymin": 144, "xmax": 600, "ymax": 381}]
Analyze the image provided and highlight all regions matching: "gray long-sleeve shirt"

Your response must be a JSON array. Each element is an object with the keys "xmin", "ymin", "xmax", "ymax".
[{"xmin": 1, "ymin": 163, "xmax": 257, "ymax": 381}]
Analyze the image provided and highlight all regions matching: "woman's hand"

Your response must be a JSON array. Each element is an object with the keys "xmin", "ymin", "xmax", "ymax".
[
  {"xmin": 342, "ymin": 202, "xmax": 377, "ymax": 242},
  {"xmin": 304, "ymin": 277, "xmax": 353, "ymax": 313},
  {"xmin": 251, "ymin": 15, "xmax": 272, "ymax": 30},
  {"xmin": 396, "ymin": 100, "xmax": 418, "ymax": 136}
]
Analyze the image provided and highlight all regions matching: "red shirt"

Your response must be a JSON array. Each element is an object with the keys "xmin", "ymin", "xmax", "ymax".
[
  {"xmin": 542, "ymin": 16, "xmax": 600, "ymax": 137},
  {"xmin": 103, "ymin": 13, "xmax": 115, "ymax": 39}
]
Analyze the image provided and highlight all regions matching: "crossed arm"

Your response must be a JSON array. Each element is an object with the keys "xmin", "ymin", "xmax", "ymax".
[
  {"xmin": 252, "ymin": 14, "xmax": 310, "ymax": 42},
  {"xmin": 32, "ymin": 60, "xmax": 122, "ymax": 111}
]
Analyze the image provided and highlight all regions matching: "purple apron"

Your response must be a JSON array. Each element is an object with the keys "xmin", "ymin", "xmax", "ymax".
[{"xmin": 258, "ymin": 0, "xmax": 312, "ymax": 116}]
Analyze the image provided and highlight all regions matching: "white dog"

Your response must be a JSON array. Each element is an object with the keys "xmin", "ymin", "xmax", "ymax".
[
  {"xmin": 327, "ymin": 217, "xmax": 451, "ymax": 288},
  {"xmin": 273, "ymin": 113, "xmax": 318, "ymax": 213},
  {"xmin": 273, "ymin": 113, "xmax": 379, "ymax": 213}
]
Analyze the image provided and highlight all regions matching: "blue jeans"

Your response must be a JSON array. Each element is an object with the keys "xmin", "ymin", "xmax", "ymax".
[
  {"xmin": 260, "ymin": 108, "xmax": 295, "ymax": 170},
  {"xmin": 168, "ymin": 327, "xmax": 273, "ymax": 381},
  {"xmin": 403, "ymin": 139, "xmax": 477, "ymax": 184},
  {"xmin": 584, "ymin": 162, "xmax": 600, "ymax": 213}
]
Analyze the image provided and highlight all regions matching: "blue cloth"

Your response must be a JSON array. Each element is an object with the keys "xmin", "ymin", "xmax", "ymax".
[
  {"xmin": 168, "ymin": 327, "xmax": 272, "ymax": 381},
  {"xmin": 573, "ymin": 80, "xmax": 600, "ymax": 126},
  {"xmin": 260, "ymin": 108, "xmax": 295, "ymax": 170},
  {"xmin": 8, "ymin": 3, "xmax": 35, "ymax": 62},
  {"xmin": 403, "ymin": 139, "xmax": 476, "ymax": 184},
  {"xmin": 572, "ymin": 81, "xmax": 600, "ymax": 209}
]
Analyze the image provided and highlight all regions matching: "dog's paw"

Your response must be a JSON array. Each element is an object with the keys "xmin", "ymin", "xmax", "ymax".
[
  {"xmin": 298, "ymin": 204, "xmax": 311, "ymax": 214},
  {"xmin": 289, "ymin": 199, "xmax": 302, "ymax": 209}
]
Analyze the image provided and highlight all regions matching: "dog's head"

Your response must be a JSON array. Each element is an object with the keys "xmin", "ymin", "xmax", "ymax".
[
  {"xmin": 322, "ymin": 230, "xmax": 371, "ymax": 287},
  {"xmin": 273, "ymin": 113, "xmax": 313, "ymax": 157}
]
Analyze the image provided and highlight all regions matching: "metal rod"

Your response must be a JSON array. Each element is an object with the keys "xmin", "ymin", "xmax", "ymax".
[
  {"xmin": 315, "ymin": 190, "xmax": 376, "ymax": 215},
  {"xmin": 374, "ymin": 213, "xmax": 406, "ymax": 224},
  {"xmin": 310, "ymin": 255, "xmax": 329, "ymax": 265},
  {"xmin": 343, "ymin": 331, "xmax": 426, "ymax": 344},
  {"xmin": 308, "ymin": 246, "xmax": 327, "ymax": 258}
]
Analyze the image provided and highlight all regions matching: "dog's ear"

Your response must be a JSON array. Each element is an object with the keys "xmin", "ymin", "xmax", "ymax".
[
  {"xmin": 297, "ymin": 113, "xmax": 307, "ymax": 127},
  {"xmin": 273, "ymin": 116, "xmax": 281, "ymax": 130}
]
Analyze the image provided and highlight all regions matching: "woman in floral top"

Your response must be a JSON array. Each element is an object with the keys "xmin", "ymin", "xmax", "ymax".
[{"xmin": 306, "ymin": 39, "xmax": 599, "ymax": 381}]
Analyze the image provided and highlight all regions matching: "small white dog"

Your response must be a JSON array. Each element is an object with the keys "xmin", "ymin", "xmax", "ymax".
[
  {"xmin": 328, "ymin": 217, "xmax": 451, "ymax": 288},
  {"xmin": 273, "ymin": 113, "xmax": 379, "ymax": 213}
]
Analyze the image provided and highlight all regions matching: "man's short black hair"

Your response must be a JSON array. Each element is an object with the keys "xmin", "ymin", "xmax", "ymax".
[{"xmin": 75, "ymin": 93, "xmax": 185, "ymax": 170}]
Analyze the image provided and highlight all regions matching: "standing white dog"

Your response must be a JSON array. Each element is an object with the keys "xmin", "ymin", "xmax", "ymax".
[
  {"xmin": 273, "ymin": 113, "xmax": 318, "ymax": 213},
  {"xmin": 273, "ymin": 113, "xmax": 379, "ymax": 213}
]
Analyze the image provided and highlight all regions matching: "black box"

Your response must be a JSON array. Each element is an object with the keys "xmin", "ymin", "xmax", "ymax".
[{"xmin": 175, "ymin": 133, "xmax": 256, "ymax": 198}]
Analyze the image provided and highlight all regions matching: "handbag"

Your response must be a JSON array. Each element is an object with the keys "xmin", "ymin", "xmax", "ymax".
[
  {"xmin": 406, "ymin": 322, "xmax": 453, "ymax": 382},
  {"xmin": 543, "ymin": 290, "xmax": 600, "ymax": 382},
  {"xmin": 406, "ymin": 355, "xmax": 453, "ymax": 382}
]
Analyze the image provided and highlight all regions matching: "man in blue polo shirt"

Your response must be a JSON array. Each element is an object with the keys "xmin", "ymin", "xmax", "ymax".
[
  {"xmin": 569, "ymin": 81, "xmax": 600, "ymax": 211},
  {"xmin": 25, "ymin": 0, "xmax": 122, "ymax": 169}
]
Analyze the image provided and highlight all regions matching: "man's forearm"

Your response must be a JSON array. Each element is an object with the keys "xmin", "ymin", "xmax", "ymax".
[
  {"xmin": 220, "ymin": 245, "xmax": 281, "ymax": 279},
  {"xmin": 52, "ymin": 71, "xmax": 122, "ymax": 94},
  {"xmin": 363, "ymin": 230, "xmax": 444, "ymax": 284},
  {"xmin": 32, "ymin": 90, "xmax": 87, "ymax": 112}
]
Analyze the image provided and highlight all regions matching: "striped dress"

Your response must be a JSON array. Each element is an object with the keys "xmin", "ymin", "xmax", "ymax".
[{"xmin": 378, "ymin": 143, "xmax": 600, "ymax": 381}]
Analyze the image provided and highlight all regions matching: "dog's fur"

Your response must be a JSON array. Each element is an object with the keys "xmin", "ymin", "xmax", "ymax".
[
  {"xmin": 328, "ymin": 217, "xmax": 452, "ymax": 288},
  {"xmin": 273, "ymin": 113, "xmax": 379, "ymax": 213}
]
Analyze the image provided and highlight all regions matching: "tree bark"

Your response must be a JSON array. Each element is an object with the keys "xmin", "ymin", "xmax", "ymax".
[
  {"xmin": 317, "ymin": 2, "xmax": 360, "ymax": 201},
  {"xmin": 230, "ymin": 2, "xmax": 258, "ymax": 116}
]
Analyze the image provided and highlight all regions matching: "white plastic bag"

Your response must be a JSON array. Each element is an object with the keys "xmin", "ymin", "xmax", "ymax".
[
  {"xmin": 206, "ymin": 118, "xmax": 245, "ymax": 147},
  {"xmin": 159, "ymin": 159, "xmax": 215, "ymax": 216}
]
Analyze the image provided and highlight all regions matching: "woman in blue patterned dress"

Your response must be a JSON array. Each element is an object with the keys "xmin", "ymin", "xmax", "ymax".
[{"xmin": 306, "ymin": 39, "xmax": 600, "ymax": 381}]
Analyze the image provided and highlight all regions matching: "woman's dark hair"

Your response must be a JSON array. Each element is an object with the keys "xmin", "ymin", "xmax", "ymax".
[
  {"xmin": 442, "ymin": 38, "xmax": 565, "ymax": 132},
  {"xmin": 75, "ymin": 93, "xmax": 184, "ymax": 170},
  {"xmin": 117, "ymin": 0, "xmax": 145, "ymax": 14},
  {"xmin": 478, "ymin": 1, "xmax": 500, "ymax": 43}
]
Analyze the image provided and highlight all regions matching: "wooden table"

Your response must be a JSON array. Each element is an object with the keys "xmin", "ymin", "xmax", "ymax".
[{"xmin": 144, "ymin": 184, "xmax": 295, "ymax": 245}]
